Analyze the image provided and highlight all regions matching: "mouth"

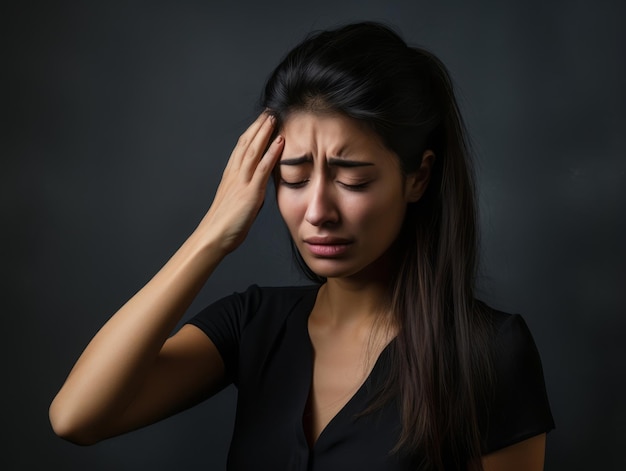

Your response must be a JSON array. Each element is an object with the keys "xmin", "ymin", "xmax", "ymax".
[{"xmin": 302, "ymin": 237, "xmax": 353, "ymax": 257}]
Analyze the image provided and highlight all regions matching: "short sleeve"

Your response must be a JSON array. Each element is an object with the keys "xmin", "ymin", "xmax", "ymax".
[
  {"xmin": 482, "ymin": 314, "xmax": 555, "ymax": 453},
  {"xmin": 185, "ymin": 285, "xmax": 262, "ymax": 384}
]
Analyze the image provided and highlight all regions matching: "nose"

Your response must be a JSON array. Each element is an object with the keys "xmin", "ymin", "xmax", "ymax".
[{"xmin": 304, "ymin": 179, "xmax": 339, "ymax": 227}]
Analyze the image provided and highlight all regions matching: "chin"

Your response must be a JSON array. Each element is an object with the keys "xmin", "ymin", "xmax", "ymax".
[
  {"xmin": 305, "ymin": 256, "xmax": 390, "ymax": 282},
  {"xmin": 301, "ymin": 258, "xmax": 357, "ymax": 279}
]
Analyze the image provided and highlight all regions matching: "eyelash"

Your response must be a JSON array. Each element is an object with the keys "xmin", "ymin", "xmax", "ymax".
[
  {"xmin": 340, "ymin": 182, "xmax": 370, "ymax": 191},
  {"xmin": 279, "ymin": 179, "xmax": 308, "ymax": 189},
  {"xmin": 279, "ymin": 179, "xmax": 370, "ymax": 191}
]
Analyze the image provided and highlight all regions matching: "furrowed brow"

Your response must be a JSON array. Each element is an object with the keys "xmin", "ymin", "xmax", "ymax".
[
  {"xmin": 327, "ymin": 157, "xmax": 375, "ymax": 167},
  {"xmin": 279, "ymin": 156, "xmax": 312, "ymax": 166},
  {"xmin": 278, "ymin": 155, "xmax": 375, "ymax": 167}
]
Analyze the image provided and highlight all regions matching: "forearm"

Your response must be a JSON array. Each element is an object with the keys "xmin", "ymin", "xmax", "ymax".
[
  {"xmin": 49, "ymin": 227, "xmax": 225, "ymax": 440},
  {"xmin": 49, "ymin": 111, "xmax": 282, "ymax": 444}
]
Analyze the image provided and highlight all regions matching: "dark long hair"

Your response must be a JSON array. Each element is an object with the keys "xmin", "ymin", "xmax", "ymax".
[{"xmin": 262, "ymin": 22, "xmax": 492, "ymax": 470}]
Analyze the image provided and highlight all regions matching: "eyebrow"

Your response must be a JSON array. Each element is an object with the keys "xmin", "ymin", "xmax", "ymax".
[{"xmin": 279, "ymin": 156, "xmax": 375, "ymax": 167}]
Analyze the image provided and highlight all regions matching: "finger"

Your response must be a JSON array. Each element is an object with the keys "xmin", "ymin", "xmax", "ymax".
[
  {"xmin": 239, "ymin": 114, "xmax": 277, "ymax": 176},
  {"xmin": 230, "ymin": 112, "xmax": 274, "ymax": 171},
  {"xmin": 251, "ymin": 134, "xmax": 284, "ymax": 187},
  {"xmin": 223, "ymin": 112, "xmax": 270, "ymax": 174}
]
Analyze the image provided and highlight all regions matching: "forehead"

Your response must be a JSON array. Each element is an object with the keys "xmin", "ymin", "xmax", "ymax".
[{"xmin": 280, "ymin": 112, "xmax": 393, "ymax": 159}]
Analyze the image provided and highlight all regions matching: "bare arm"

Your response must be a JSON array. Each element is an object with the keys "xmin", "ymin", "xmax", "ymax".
[
  {"xmin": 49, "ymin": 112, "xmax": 284, "ymax": 445},
  {"xmin": 481, "ymin": 433, "xmax": 546, "ymax": 471}
]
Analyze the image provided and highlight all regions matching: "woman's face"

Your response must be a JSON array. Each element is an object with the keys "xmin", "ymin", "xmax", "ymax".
[{"xmin": 276, "ymin": 112, "xmax": 428, "ymax": 281}]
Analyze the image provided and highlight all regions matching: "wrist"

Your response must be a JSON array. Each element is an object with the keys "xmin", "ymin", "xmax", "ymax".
[{"xmin": 184, "ymin": 223, "xmax": 231, "ymax": 265}]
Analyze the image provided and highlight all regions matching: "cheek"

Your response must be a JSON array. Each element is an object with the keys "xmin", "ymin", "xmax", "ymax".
[
  {"xmin": 343, "ymin": 192, "xmax": 405, "ymax": 227},
  {"xmin": 276, "ymin": 190, "xmax": 301, "ymax": 231}
]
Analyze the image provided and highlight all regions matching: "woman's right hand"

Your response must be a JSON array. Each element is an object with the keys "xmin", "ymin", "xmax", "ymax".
[
  {"xmin": 49, "ymin": 112, "xmax": 284, "ymax": 445},
  {"xmin": 198, "ymin": 111, "xmax": 284, "ymax": 254}
]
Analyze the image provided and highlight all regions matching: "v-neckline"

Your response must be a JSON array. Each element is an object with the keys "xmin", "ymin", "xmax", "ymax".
[{"xmin": 298, "ymin": 286, "xmax": 394, "ymax": 452}]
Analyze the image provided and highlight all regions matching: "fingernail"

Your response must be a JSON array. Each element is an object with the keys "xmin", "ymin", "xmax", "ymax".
[{"xmin": 275, "ymin": 135, "xmax": 283, "ymax": 144}]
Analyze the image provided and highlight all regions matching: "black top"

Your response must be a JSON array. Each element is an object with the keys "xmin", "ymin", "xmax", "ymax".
[{"xmin": 187, "ymin": 285, "xmax": 554, "ymax": 470}]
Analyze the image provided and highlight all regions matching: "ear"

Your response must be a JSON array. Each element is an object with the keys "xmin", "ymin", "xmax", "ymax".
[{"xmin": 404, "ymin": 150, "xmax": 435, "ymax": 202}]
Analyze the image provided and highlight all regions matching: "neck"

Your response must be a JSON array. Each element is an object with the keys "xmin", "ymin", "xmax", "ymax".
[
  {"xmin": 316, "ymin": 277, "xmax": 389, "ymax": 327},
  {"xmin": 311, "ymin": 249, "xmax": 399, "ymax": 329}
]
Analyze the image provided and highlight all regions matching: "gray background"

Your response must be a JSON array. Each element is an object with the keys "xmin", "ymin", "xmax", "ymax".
[{"xmin": 4, "ymin": 0, "xmax": 625, "ymax": 469}]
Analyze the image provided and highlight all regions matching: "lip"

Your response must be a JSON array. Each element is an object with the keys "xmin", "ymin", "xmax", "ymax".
[
  {"xmin": 303, "ymin": 236, "xmax": 352, "ymax": 245},
  {"xmin": 302, "ymin": 236, "xmax": 353, "ymax": 257}
]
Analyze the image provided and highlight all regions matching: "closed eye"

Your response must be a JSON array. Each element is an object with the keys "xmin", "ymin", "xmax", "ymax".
[
  {"xmin": 337, "ymin": 180, "xmax": 372, "ymax": 191},
  {"xmin": 339, "ymin": 181, "xmax": 370, "ymax": 191},
  {"xmin": 279, "ymin": 178, "xmax": 308, "ymax": 189},
  {"xmin": 280, "ymin": 179, "xmax": 371, "ymax": 191}
]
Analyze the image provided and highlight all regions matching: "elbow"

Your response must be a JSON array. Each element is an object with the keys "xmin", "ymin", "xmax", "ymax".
[{"xmin": 49, "ymin": 398, "xmax": 101, "ymax": 446}]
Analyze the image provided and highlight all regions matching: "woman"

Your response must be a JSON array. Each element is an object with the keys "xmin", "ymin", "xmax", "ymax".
[{"xmin": 49, "ymin": 22, "xmax": 554, "ymax": 470}]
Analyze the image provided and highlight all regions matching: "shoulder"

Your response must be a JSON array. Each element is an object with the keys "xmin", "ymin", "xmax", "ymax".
[
  {"xmin": 186, "ymin": 284, "xmax": 320, "ymax": 383},
  {"xmin": 189, "ymin": 284, "xmax": 319, "ymax": 333},
  {"xmin": 235, "ymin": 284, "xmax": 320, "ymax": 323},
  {"xmin": 479, "ymin": 305, "xmax": 555, "ymax": 452},
  {"xmin": 486, "ymin": 309, "xmax": 539, "ymax": 363},
  {"xmin": 227, "ymin": 284, "xmax": 320, "ymax": 305},
  {"xmin": 249, "ymin": 284, "xmax": 321, "ymax": 309},
  {"xmin": 484, "ymin": 309, "xmax": 548, "ymax": 390}
]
